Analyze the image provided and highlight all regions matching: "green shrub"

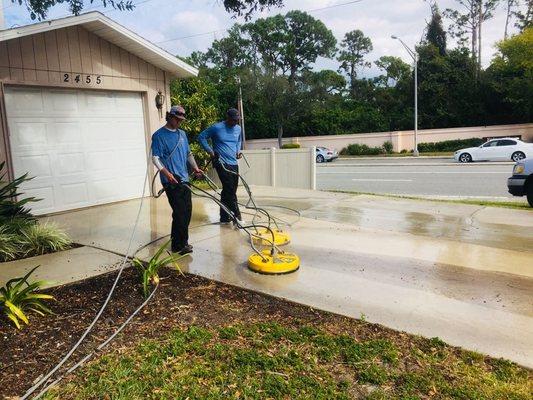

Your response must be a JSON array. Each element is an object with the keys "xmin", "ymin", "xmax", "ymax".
[
  {"xmin": 0, "ymin": 227, "xmax": 19, "ymax": 262},
  {"xmin": 383, "ymin": 141, "xmax": 394, "ymax": 154},
  {"xmin": 400, "ymin": 149, "xmax": 408, "ymax": 154},
  {"xmin": 132, "ymin": 240, "xmax": 188, "ymax": 298},
  {"xmin": 281, "ymin": 143, "xmax": 301, "ymax": 149},
  {"xmin": 0, "ymin": 266, "xmax": 54, "ymax": 329},
  {"xmin": 340, "ymin": 143, "xmax": 385, "ymax": 156},
  {"xmin": 418, "ymin": 137, "xmax": 484, "ymax": 153},
  {"xmin": 18, "ymin": 222, "xmax": 72, "ymax": 258}
]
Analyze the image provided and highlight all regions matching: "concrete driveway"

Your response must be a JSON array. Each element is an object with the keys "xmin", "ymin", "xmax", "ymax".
[{"xmin": 43, "ymin": 187, "xmax": 533, "ymax": 368}]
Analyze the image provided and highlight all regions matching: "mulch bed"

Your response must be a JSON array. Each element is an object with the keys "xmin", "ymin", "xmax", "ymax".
[{"xmin": 0, "ymin": 266, "xmax": 524, "ymax": 399}]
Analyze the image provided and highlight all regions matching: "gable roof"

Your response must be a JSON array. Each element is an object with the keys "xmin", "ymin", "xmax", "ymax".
[{"xmin": 0, "ymin": 12, "xmax": 198, "ymax": 78}]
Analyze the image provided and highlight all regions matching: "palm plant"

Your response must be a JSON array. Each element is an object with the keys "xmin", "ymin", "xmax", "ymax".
[
  {"xmin": 132, "ymin": 241, "xmax": 188, "ymax": 298},
  {"xmin": 0, "ymin": 161, "xmax": 38, "ymax": 222},
  {"xmin": 0, "ymin": 266, "xmax": 54, "ymax": 329}
]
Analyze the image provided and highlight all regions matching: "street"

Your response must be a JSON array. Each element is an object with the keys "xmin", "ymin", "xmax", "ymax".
[{"xmin": 317, "ymin": 157, "xmax": 518, "ymax": 199}]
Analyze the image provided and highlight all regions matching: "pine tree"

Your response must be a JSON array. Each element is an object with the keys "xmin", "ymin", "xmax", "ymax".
[{"xmin": 426, "ymin": 3, "xmax": 447, "ymax": 55}]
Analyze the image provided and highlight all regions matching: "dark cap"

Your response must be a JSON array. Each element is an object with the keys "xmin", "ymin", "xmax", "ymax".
[
  {"xmin": 168, "ymin": 105, "xmax": 186, "ymax": 120},
  {"xmin": 226, "ymin": 108, "xmax": 240, "ymax": 121}
]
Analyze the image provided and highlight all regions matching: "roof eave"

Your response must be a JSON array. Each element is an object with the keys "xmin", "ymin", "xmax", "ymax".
[{"xmin": 0, "ymin": 12, "xmax": 198, "ymax": 78}]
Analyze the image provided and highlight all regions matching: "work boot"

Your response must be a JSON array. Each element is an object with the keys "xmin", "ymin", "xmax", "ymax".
[
  {"xmin": 233, "ymin": 218, "xmax": 247, "ymax": 229},
  {"xmin": 177, "ymin": 244, "xmax": 193, "ymax": 255}
]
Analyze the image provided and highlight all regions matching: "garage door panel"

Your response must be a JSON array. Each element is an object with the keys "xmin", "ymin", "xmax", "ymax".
[
  {"xmin": 17, "ymin": 154, "xmax": 54, "ymax": 179},
  {"xmin": 23, "ymin": 186, "xmax": 56, "ymax": 212},
  {"xmin": 60, "ymin": 182, "xmax": 89, "ymax": 206},
  {"xmin": 5, "ymin": 88, "xmax": 45, "ymax": 116},
  {"xmin": 9, "ymin": 121, "xmax": 48, "ymax": 150},
  {"xmin": 91, "ymin": 178, "xmax": 122, "ymax": 202},
  {"xmin": 5, "ymin": 87, "xmax": 147, "ymax": 214},
  {"xmin": 57, "ymin": 152, "xmax": 85, "ymax": 175},
  {"xmin": 49, "ymin": 122, "xmax": 83, "ymax": 146},
  {"xmin": 84, "ymin": 91, "xmax": 116, "ymax": 113},
  {"xmin": 119, "ymin": 149, "xmax": 147, "ymax": 171},
  {"xmin": 49, "ymin": 90, "xmax": 79, "ymax": 112}
]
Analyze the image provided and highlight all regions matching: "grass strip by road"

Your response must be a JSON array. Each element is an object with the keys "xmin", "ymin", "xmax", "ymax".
[
  {"xmin": 340, "ymin": 152, "xmax": 453, "ymax": 158},
  {"xmin": 329, "ymin": 190, "xmax": 531, "ymax": 210},
  {"xmin": 44, "ymin": 322, "xmax": 531, "ymax": 400}
]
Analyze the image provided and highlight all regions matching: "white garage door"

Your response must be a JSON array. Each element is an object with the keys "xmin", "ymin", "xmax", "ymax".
[{"xmin": 5, "ymin": 87, "xmax": 147, "ymax": 215}]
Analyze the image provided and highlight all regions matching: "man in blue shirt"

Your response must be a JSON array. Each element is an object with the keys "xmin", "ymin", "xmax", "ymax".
[
  {"xmin": 198, "ymin": 108, "xmax": 243, "ymax": 225},
  {"xmin": 152, "ymin": 106, "xmax": 202, "ymax": 254}
]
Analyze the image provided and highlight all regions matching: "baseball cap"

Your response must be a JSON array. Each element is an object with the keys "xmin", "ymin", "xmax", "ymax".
[
  {"xmin": 227, "ymin": 108, "xmax": 240, "ymax": 121},
  {"xmin": 168, "ymin": 105, "xmax": 186, "ymax": 120}
]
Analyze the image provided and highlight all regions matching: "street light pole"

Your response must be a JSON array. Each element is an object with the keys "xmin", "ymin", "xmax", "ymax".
[
  {"xmin": 414, "ymin": 53, "xmax": 419, "ymax": 156},
  {"xmin": 236, "ymin": 76, "xmax": 246, "ymax": 150},
  {"xmin": 392, "ymin": 35, "xmax": 419, "ymax": 156}
]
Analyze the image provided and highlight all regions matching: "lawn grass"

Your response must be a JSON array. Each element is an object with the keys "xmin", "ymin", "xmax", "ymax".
[
  {"xmin": 45, "ymin": 322, "xmax": 531, "ymax": 399},
  {"xmin": 329, "ymin": 190, "xmax": 531, "ymax": 210}
]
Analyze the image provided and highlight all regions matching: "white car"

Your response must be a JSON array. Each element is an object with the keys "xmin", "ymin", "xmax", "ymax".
[
  {"xmin": 454, "ymin": 138, "xmax": 533, "ymax": 163},
  {"xmin": 316, "ymin": 147, "xmax": 338, "ymax": 163}
]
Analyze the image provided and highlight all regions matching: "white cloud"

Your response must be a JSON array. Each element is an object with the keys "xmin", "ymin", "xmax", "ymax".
[{"xmin": 3, "ymin": 0, "xmax": 522, "ymax": 70}]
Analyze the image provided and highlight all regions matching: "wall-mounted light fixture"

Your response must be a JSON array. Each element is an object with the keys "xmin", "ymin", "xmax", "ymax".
[{"xmin": 155, "ymin": 91, "xmax": 165, "ymax": 118}]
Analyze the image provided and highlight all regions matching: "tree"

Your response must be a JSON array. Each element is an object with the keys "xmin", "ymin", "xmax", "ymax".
[
  {"xmin": 444, "ymin": 0, "xmax": 500, "ymax": 68},
  {"xmin": 244, "ymin": 11, "xmax": 336, "ymax": 83},
  {"xmin": 426, "ymin": 3, "xmax": 447, "ymax": 55},
  {"xmin": 486, "ymin": 27, "xmax": 533, "ymax": 122},
  {"xmin": 283, "ymin": 11, "xmax": 337, "ymax": 85},
  {"xmin": 223, "ymin": 0, "xmax": 284, "ymax": 20},
  {"xmin": 11, "ymin": 0, "xmax": 285, "ymax": 21},
  {"xmin": 514, "ymin": 0, "xmax": 533, "ymax": 31},
  {"xmin": 374, "ymin": 56, "xmax": 411, "ymax": 87},
  {"xmin": 504, "ymin": 0, "xmax": 520, "ymax": 39},
  {"xmin": 337, "ymin": 30, "xmax": 373, "ymax": 96},
  {"xmin": 205, "ymin": 25, "xmax": 252, "ymax": 70}
]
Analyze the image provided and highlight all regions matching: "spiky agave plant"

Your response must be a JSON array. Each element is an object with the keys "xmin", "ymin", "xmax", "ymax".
[
  {"xmin": 0, "ymin": 266, "xmax": 54, "ymax": 329},
  {"xmin": 0, "ymin": 161, "xmax": 38, "ymax": 221},
  {"xmin": 132, "ymin": 240, "xmax": 188, "ymax": 298}
]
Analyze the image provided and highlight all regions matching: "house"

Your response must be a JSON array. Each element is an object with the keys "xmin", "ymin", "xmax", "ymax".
[{"xmin": 0, "ymin": 12, "xmax": 197, "ymax": 214}]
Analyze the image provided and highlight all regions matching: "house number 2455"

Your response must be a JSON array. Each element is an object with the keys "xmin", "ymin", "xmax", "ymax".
[{"xmin": 63, "ymin": 74, "xmax": 102, "ymax": 85}]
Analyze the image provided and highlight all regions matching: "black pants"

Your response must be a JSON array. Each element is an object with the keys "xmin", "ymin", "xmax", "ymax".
[
  {"xmin": 215, "ymin": 162, "xmax": 241, "ymax": 222},
  {"xmin": 164, "ymin": 181, "xmax": 192, "ymax": 252}
]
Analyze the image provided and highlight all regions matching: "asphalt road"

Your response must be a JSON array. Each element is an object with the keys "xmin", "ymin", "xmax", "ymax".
[{"xmin": 316, "ymin": 157, "xmax": 517, "ymax": 199}]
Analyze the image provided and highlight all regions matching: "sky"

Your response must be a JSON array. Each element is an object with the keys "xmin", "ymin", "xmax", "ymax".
[{"xmin": 1, "ymin": 0, "xmax": 525, "ymax": 76}]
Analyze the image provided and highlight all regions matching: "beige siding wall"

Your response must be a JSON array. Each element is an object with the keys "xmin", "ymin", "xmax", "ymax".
[
  {"xmin": 246, "ymin": 123, "xmax": 533, "ymax": 152},
  {"xmin": 0, "ymin": 26, "xmax": 171, "ymax": 174}
]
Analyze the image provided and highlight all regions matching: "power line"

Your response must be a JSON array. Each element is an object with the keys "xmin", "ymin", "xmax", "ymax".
[
  {"xmin": 155, "ymin": 0, "xmax": 365, "ymax": 45},
  {"xmin": 156, "ymin": 29, "xmax": 226, "ymax": 44},
  {"xmin": 308, "ymin": 0, "xmax": 364, "ymax": 13}
]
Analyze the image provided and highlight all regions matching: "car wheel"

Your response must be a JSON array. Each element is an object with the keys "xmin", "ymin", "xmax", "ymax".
[
  {"xmin": 459, "ymin": 153, "xmax": 472, "ymax": 163},
  {"xmin": 316, "ymin": 154, "xmax": 325, "ymax": 163},
  {"xmin": 511, "ymin": 151, "xmax": 526, "ymax": 162},
  {"xmin": 527, "ymin": 180, "xmax": 533, "ymax": 207}
]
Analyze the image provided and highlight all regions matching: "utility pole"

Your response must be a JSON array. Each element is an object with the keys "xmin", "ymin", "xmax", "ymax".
[
  {"xmin": 392, "ymin": 35, "xmax": 419, "ymax": 156},
  {"xmin": 236, "ymin": 76, "xmax": 246, "ymax": 150}
]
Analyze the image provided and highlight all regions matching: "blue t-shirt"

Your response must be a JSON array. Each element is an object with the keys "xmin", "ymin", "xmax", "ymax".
[
  {"xmin": 197, "ymin": 121, "xmax": 242, "ymax": 166},
  {"xmin": 151, "ymin": 127, "xmax": 190, "ymax": 184}
]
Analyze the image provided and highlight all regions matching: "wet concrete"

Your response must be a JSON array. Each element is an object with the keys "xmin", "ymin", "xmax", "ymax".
[{"xmin": 41, "ymin": 187, "xmax": 533, "ymax": 368}]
